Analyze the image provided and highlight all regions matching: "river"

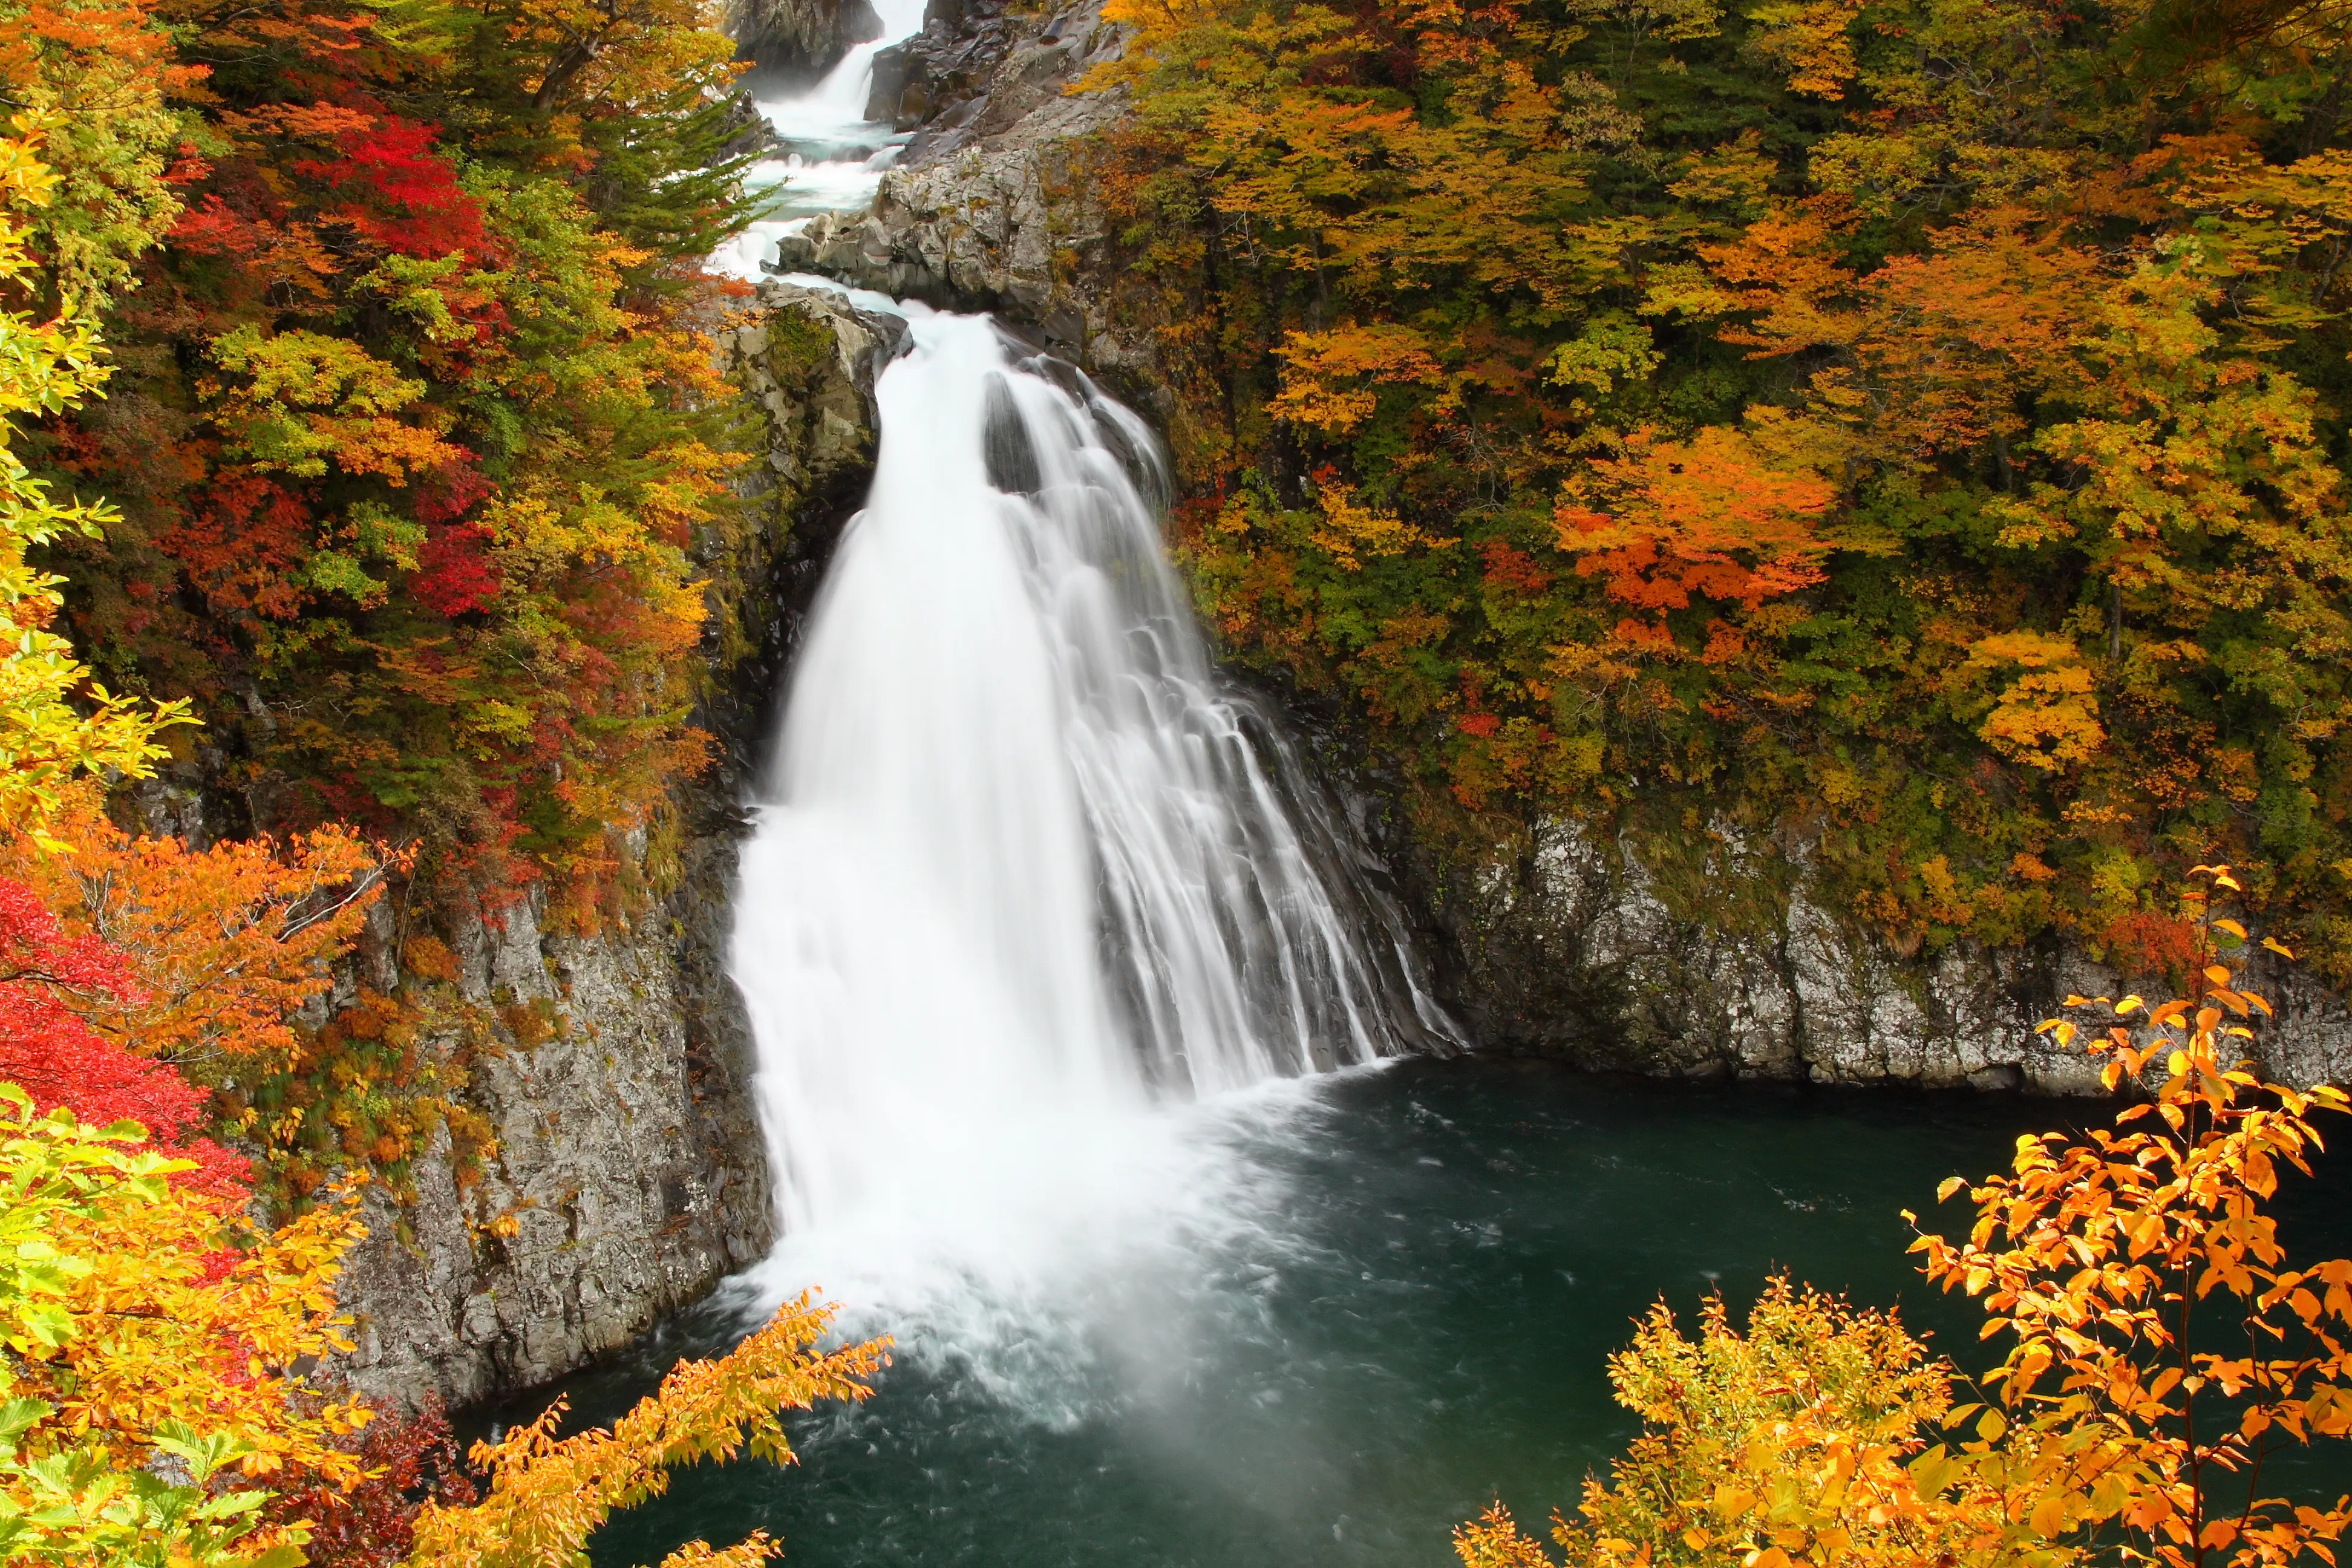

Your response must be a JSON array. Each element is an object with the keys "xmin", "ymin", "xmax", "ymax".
[
  {"xmin": 475, "ymin": 1061, "xmax": 2345, "ymax": 1567},
  {"xmin": 546, "ymin": 57, "xmax": 2352, "ymax": 1564}
]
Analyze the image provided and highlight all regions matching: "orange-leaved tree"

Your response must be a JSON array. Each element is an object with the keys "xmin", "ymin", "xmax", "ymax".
[
  {"xmin": 0, "ymin": 781, "xmax": 393, "ymax": 1082},
  {"xmin": 0, "ymin": 1086, "xmax": 368, "ymax": 1565},
  {"xmin": 1459, "ymin": 866, "xmax": 2351, "ymax": 1568},
  {"xmin": 407, "ymin": 1290, "xmax": 890, "ymax": 1568},
  {"xmin": 0, "ymin": 780, "xmax": 475, "ymax": 1209}
]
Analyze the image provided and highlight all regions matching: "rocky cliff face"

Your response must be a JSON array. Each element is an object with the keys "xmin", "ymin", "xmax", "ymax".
[
  {"xmin": 1401, "ymin": 814, "xmax": 2352, "ymax": 1093},
  {"xmin": 332, "ymin": 853, "xmax": 771, "ymax": 1410},
  {"xmin": 729, "ymin": 0, "xmax": 882, "ymax": 76},
  {"xmin": 322, "ymin": 283, "xmax": 901, "ymax": 1409},
  {"xmin": 768, "ymin": 1, "xmax": 1151, "ymax": 376},
  {"xmin": 756, "ymin": 4, "xmax": 2352, "ymax": 1096}
]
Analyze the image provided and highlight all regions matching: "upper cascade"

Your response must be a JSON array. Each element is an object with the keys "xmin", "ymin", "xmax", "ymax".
[{"xmin": 728, "ymin": 306, "xmax": 1449, "ymax": 1238}]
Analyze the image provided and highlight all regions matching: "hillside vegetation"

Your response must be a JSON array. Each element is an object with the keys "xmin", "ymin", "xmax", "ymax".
[{"xmin": 1085, "ymin": 0, "xmax": 2352, "ymax": 987}]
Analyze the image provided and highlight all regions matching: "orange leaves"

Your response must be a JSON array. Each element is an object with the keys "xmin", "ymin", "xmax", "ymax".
[
  {"xmin": 1907, "ymin": 875, "xmax": 2352, "ymax": 1568},
  {"xmin": 1666, "ymin": 204, "xmax": 2105, "ymax": 464},
  {"xmin": 1554, "ymin": 425, "xmax": 1836, "ymax": 613},
  {"xmin": 1745, "ymin": 0, "xmax": 1863, "ymax": 99},
  {"xmin": 0, "ymin": 782, "xmax": 394, "ymax": 1078},
  {"xmin": 1269, "ymin": 324, "xmax": 1446, "ymax": 435},
  {"xmin": 409, "ymin": 1292, "xmax": 887, "ymax": 1568},
  {"xmin": 1452, "ymin": 1500, "xmax": 1561, "ymax": 1568}
]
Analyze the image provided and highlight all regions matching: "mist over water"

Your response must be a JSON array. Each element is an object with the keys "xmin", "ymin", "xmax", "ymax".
[
  {"xmin": 542, "ymin": 1068, "xmax": 2115, "ymax": 1568},
  {"xmin": 723, "ymin": 309, "xmax": 1445, "ymax": 1399}
]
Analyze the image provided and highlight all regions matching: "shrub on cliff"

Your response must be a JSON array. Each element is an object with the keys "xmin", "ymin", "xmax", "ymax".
[
  {"xmin": 1085, "ymin": 0, "xmax": 2352, "ymax": 990},
  {"xmin": 1457, "ymin": 869, "xmax": 2352, "ymax": 1567}
]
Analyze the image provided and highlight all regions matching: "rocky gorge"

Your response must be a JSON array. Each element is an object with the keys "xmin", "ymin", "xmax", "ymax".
[
  {"xmin": 310, "ymin": 284, "xmax": 908, "ymax": 1411},
  {"xmin": 304, "ymin": 0, "xmax": 2352, "ymax": 1411}
]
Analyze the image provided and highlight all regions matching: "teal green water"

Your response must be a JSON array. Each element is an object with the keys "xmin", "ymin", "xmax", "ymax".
[{"xmin": 492, "ymin": 1060, "xmax": 2348, "ymax": 1567}]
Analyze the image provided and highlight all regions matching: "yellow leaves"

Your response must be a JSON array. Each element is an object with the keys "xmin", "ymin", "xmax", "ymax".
[
  {"xmin": 1667, "ymin": 130, "xmax": 1777, "ymax": 217},
  {"xmin": 1269, "ymin": 324, "xmax": 1446, "ymax": 435},
  {"xmin": 1567, "ymin": 0, "xmax": 1723, "ymax": 45},
  {"xmin": 207, "ymin": 326, "xmax": 462, "ymax": 483},
  {"xmin": 1745, "ymin": 0, "xmax": 1861, "ymax": 99},
  {"xmin": 0, "ymin": 129, "xmax": 186, "ymax": 840},
  {"xmin": 0, "ymin": 1091, "xmax": 368, "ymax": 1564},
  {"xmin": 1540, "ymin": 1276, "xmax": 2008, "ymax": 1568},
  {"xmin": 410, "ymin": 1292, "xmax": 887, "ymax": 1568},
  {"xmin": 1547, "ymin": 313, "xmax": 1662, "ymax": 401},
  {"xmin": 1308, "ymin": 478, "xmax": 1439, "ymax": 570},
  {"xmin": 1961, "ymin": 631, "xmax": 2107, "ymax": 773}
]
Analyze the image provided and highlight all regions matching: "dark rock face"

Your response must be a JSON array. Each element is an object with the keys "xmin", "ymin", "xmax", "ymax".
[
  {"xmin": 728, "ymin": 0, "xmax": 880, "ymax": 76},
  {"xmin": 326, "ymin": 285, "xmax": 898, "ymax": 1409},
  {"xmin": 1398, "ymin": 814, "xmax": 2352, "ymax": 1091},
  {"xmin": 716, "ymin": 89, "xmax": 787, "ymax": 164},
  {"xmin": 861, "ymin": 0, "xmax": 1028, "ymax": 129}
]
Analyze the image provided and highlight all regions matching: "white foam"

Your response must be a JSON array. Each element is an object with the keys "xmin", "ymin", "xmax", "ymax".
[{"xmin": 726, "ymin": 312, "xmax": 1442, "ymax": 1411}]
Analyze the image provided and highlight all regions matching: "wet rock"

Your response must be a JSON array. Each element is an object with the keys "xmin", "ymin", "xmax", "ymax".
[
  {"xmin": 1405, "ymin": 815, "xmax": 2352, "ymax": 1091},
  {"xmin": 332, "ymin": 287, "xmax": 899, "ymax": 1408},
  {"xmin": 729, "ymin": 0, "xmax": 880, "ymax": 74},
  {"xmin": 714, "ymin": 88, "xmax": 786, "ymax": 163},
  {"xmin": 770, "ymin": 0, "xmax": 1157, "ymax": 387}
]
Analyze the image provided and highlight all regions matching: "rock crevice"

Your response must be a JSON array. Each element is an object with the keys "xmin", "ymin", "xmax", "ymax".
[
  {"xmin": 1405, "ymin": 814, "xmax": 2352, "ymax": 1091},
  {"xmin": 328, "ymin": 283, "xmax": 898, "ymax": 1408}
]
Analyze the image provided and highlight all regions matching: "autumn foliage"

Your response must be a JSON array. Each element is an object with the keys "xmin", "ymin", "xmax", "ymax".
[
  {"xmin": 409, "ymin": 1293, "xmax": 889, "ymax": 1568},
  {"xmin": 1456, "ymin": 869, "xmax": 2352, "ymax": 1568},
  {"xmin": 1088, "ymin": 0, "xmax": 2352, "ymax": 985},
  {"xmin": 19, "ymin": 0, "xmax": 755, "ymax": 915}
]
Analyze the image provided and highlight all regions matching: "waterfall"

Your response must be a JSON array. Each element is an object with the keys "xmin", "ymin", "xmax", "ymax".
[
  {"xmin": 727, "ymin": 307, "xmax": 1445, "ymax": 1336},
  {"xmin": 711, "ymin": 0, "xmax": 927, "ymax": 280}
]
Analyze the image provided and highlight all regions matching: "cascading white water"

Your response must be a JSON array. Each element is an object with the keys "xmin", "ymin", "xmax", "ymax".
[
  {"xmin": 727, "ymin": 307, "xmax": 1446, "ymax": 1375},
  {"xmin": 711, "ymin": 0, "xmax": 927, "ymax": 279}
]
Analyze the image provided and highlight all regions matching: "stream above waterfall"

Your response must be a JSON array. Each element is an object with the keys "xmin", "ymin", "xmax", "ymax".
[{"xmin": 480, "ymin": 1062, "xmax": 2348, "ymax": 1566}]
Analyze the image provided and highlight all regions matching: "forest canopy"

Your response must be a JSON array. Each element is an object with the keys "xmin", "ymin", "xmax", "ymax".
[
  {"xmin": 1084, "ymin": 0, "xmax": 2352, "ymax": 988},
  {"xmin": 22, "ymin": 0, "xmax": 762, "ymax": 924}
]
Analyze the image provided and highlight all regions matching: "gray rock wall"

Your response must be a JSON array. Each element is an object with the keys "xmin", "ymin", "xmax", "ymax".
[
  {"xmin": 328, "ymin": 285, "xmax": 898, "ymax": 1408},
  {"xmin": 1412, "ymin": 815, "xmax": 2352, "ymax": 1093},
  {"xmin": 334, "ymin": 837, "xmax": 771, "ymax": 1409}
]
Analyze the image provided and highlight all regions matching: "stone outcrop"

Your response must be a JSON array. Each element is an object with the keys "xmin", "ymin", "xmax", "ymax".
[
  {"xmin": 1408, "ymin": 815, "xmax": 2352, "ymax": 1092},
  {"xmin": 699, "ymin": 279, "xmax": 910, "ymax": 774},
  {"xmin": 319, "ymin": 283, "xmax": 901, "ymax": 1408},
  {"xmin": 332, "ymin": 848, "xmax": 771, "ymax": 1410},
  {"xmin": 768, "ymin": 0, "xmax": 1149, "ymax": 374},
  {"xmin": 728, "ymin": 0, "xmax": 882, "ymax": 75}
]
